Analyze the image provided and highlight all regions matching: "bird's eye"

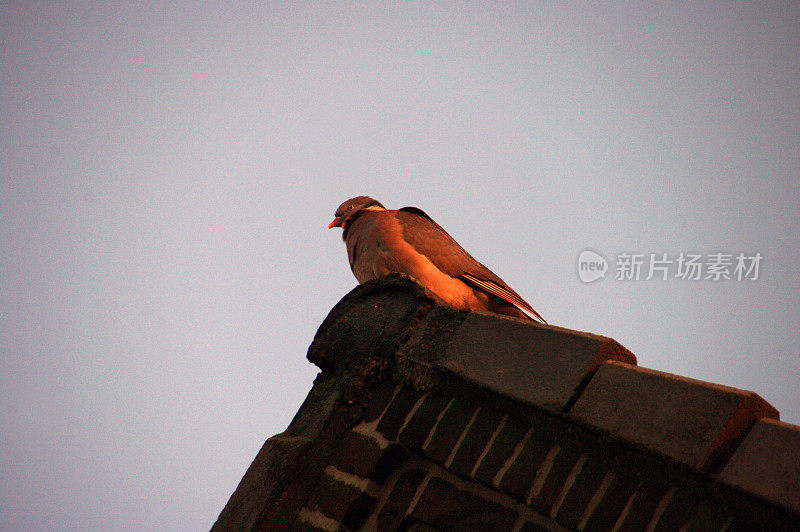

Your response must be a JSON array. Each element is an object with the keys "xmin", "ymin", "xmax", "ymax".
[{"xmin": 347, "ymin": 205, "xmax": 354, "ymax": 211}]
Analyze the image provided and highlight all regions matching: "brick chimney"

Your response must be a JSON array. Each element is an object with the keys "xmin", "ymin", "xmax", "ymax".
[{"xmin": 212, "ymin": 274, "xmax": 800, "ymax": 531}]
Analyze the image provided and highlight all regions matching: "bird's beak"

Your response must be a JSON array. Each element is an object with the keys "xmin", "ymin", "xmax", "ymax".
[{"xmin": 328, "ymin": 217, "xmax": 341, "ymax": 229}]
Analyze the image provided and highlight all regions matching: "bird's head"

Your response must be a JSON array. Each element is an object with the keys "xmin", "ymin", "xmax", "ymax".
[{"xmin": 328, "ymin": 196, "xmax": 385, "ymax": 230}]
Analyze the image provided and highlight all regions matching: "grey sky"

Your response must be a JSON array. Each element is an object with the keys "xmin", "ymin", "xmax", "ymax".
[{"xmin": 2, "ymin": 2, "xmax": 798, "ymax": 531}]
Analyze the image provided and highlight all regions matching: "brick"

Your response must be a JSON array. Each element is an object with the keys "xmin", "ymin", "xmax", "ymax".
[
  {"xmin": 377, "ymin": 385, "xmax": 423, "ymax": 441},
  {"xmin": 329, "ymin": 430, "xmax": 408, "ymax": 484},
  {"xmin": 614, "ymin": 483, "xmax": 670, "ymax": 532},
  {"xmin": 529, "ymin": 447, "xmax": 582, "ymax": 517},
  {"xmin": 283, "ymin": 372, "xmax": 343, "ymax": 439},
  {"xmin": 362, "ymin": 380, "xmax": 401, "ymax": 423},
  {"xmin": 396, "ymin": 304, "xmax": 468, "ymax": 366},
  {"xmin": 422, "ymin": 398, "xmax": 478, "ymax": 464},
  {"xmin": 581, "ymin": 473, "xmax": 640, "ymax": 530},
  {"xmin": 439, "ymin": 313, "xmax": 636, "ymax": 412},
  {"xmin": 447, "ymin": 406, "xmax": 506, "ymax": 478},
  {"xmin": 329, "ymin": 430, "xmax": 384, "ymax": 478},
  {"xmin": 307, "ymin": 275, "xmax": 438, "ymax": 373},
  {"xmin": 710, "ymin": 496, "xmax": 800, "ymax": 530},
  {"xmin": 341, "ymin": 493, "xmax": 378, "ymax": 530},
  {"xmin": 305, "ymin": 474, "xmax": 365, "ymax": 522},
  {"xmin": 376, "ymin": 469, "xmax": 427, "ymax": 530},
  {"xmin": 473, "ymin": 416, "xmax": 530, "ymax": 485},
  {"xmin": 410, "ymin": 476, "xmax": 518, "ymax": 530},
  {"xmin": 211, "ymin": 435, "xmax": 311, "ymax": 531},
  {"xmin": 652, "ymin": 490, "xmax": 701, "ymax": 532},
  {"xmin": 402, "ymin": 521, "xmax": 440, "ymax": 531},
  {"xmin": 398, "ymin": 395, "xmax": 451, "ymax": 450},
  {"xmin": 369, "ymin": 444, "xmax": 408, "ymax": 483},
  {"xmin": 568, "ymin": 361, "xmax": 778, "ymax": 471},
  {"xmin": 518, "ymin": 523, "xmax": 552, "ymax": 532},
  {"xmin": 720, "ymin": 418, "xmax": 800, "ymax": 513},
  {"xmin": 550, "ymin": 454, "xmax": 612, "ymax": 529},
  {"xmin": 497, "ymin": 430, "xmax": 555, "ymax": 499},
  {"xmin": 292, "ymin": 521, "xmax": 332, "ymax": 532},
  {"xmin": 680, "ymin": 501, "xmax": 732, "ymax": 532}
]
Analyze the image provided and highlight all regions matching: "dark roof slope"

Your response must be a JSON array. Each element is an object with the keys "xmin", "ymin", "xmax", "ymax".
[{"xmin": 213, "ymin": 274, "xmax": 800, "ymax": 531}]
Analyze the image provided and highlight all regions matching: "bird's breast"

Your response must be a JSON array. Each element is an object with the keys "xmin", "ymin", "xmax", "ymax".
[
  {"xmin": 343, "ymin": 212, "xmax": 490, "ymax": 312},
  {"xmin": 345, "ymin": 213, "xmax": 398, "ymax": 283}
]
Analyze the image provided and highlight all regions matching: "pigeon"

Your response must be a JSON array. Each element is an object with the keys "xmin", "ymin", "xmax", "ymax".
[{"xmin": 328, "ymin": 196, "xmax": 546, "ymax": 323}]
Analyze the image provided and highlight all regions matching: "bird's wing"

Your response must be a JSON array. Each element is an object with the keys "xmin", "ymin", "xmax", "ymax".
[{"xmin": 396, "ymin": 207, "xmax": 546, "ymax": 323}]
